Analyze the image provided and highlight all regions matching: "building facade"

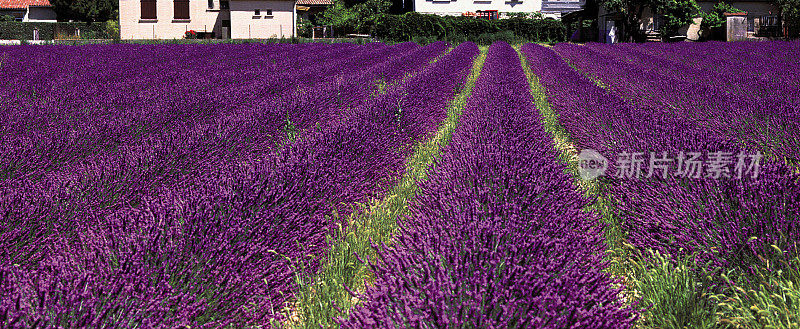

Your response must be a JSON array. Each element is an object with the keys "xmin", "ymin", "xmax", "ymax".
[
  {"xmin": 0, "ymin": 0, "xmax": 57, "ymax": 22},
  {"xmin": 119, "ymin": 0, "xmax": 296, "ymax": 39},
  {"xmin": 413, "ymin": 0, "xmax": 585, "ymax": 19}
]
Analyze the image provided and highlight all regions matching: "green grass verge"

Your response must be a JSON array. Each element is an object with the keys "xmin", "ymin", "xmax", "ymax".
[
  {"xmin": 516, "ymin": 46, "xmax": 730, "ymax": 329},
  {"xmin": 280, "ymin": 46, "xmax": 489, "ymax": 329},
  {"xmin": 557, "ymin": 46, "xmax": 800, "ymax": 328}
]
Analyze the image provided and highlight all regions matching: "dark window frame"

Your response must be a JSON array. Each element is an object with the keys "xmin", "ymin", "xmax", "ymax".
[
  {"xmin": 761, "ymin": 15, "xmax": 780, "ymax": 27},
  {"xmin": 174, "ymin": 0, "xmax": 190, "ymax": 19},
  {"xmin": 141, "ymin": 0, "xmax": 157, "ymax": 19},
  {"xmin": 254, "ymin": 9, "xmax": 261, "ymax": 15},
  {"xmin": 265, "ymin": 9, "xmax": 273, "ymax": 16}
]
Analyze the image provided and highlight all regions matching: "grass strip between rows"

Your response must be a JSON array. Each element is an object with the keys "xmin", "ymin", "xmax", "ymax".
[
  {"xmin": 518, "ymin": 45, "xmax": 800, "ymax": 329},
  {"xmin": 282, "ymin": 46, "xmax": 489, "ymax": 329},
  {"xmin": 515, "ymin": 45, "xmax": 625, "ymax": 250},
  {"xmin": 516, "ymin": 45, "xmax": 651, "ymax": 323}
]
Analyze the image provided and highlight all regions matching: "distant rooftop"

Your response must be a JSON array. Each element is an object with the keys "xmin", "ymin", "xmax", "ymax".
[
  {"xmin": 0, "ymin": 0, "xmax": 51, "ymax": 10},
  {"xmin": 296, "ymin": 0, "xmax": 333, "ymax": 5}
]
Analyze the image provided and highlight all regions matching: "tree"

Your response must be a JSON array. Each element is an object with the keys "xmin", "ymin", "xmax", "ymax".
[
  {"xmin": 657, "ymin": 0, "xmax": 700, "ymax": 38},
  {"xmin": 597, "ymin": 0, "xmax": 652, "ymax": 42},
  {"xmin": 598, "ymin": 0, "xmax": 699, "ymax": 41},
  {"xmin": 697, "ymin": 2, "xmax": 740, "ymax": 39},
  {"xmin": 319, "ymin": 0, "xmax": 391, "ymax": 35},
  {"xmin": 50, "ymin": 0, "xmax": 117, "ymax": 22},
  {"xmin": 776, "ymin": 0, "xmax": 800, "ymax": 37}
]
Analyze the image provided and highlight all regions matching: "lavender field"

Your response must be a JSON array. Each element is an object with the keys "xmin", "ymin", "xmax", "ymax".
[{"xmin": 1, "ymin": 41, "xmax": 798, "ymax": 328}]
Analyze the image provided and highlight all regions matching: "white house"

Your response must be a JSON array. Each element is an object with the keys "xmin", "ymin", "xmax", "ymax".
[
  {"xmin": 0, "ymin": 0, "xmax": 57, "ymax": 22},
  {"xmin": 119, "ymin": 0, "xmax": 297, "ymax": 39},
  {"xmin": 413, "ymin": 0, "xmax": 585, "ymax": 19}
]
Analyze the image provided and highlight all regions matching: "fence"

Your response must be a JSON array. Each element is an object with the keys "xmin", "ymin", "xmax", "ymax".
[{"xmin": 0, "ymin": 22, "xmax": 114, "ymax": 40}]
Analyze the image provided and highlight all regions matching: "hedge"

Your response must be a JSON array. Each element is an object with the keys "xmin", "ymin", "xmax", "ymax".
[
  {"xmin": 0, "ymin": 22, "xmax": 114, "ymax": 40},
  {"xmin": 373, "ymin": 12, "xmax": 567, "ymax": 44}
]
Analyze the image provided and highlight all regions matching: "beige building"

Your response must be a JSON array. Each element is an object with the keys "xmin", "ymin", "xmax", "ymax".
[
  {"xmin": 119, "ymin": 0, "xmax": 297, "ymax": 39},
  {"xmin": 0, "ymin": 0, "xmax": 57, "ymax": 22}
]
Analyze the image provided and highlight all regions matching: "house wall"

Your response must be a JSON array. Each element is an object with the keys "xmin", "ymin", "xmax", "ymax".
[
  {"xmin": 413, "ymin": 0, "xmax": 543, "ymax": 17},
  {"xmin": 120, "ymin": 0, "xmax": 230, "ymax": 39},
  {"xmin": 24, "ymin": 7, "xmax": 57, "ymax": 22},
  {"xmin": 229, "ymin": 1, "xmax": 295, "ymax": 38}
]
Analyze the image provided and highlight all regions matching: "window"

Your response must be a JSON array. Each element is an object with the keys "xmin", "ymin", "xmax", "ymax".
[
  {"xmin": 652, "ymin": 15, "xmax": 664, "ymax": 32},
  {"xmin": 761, "ymin": 15, "xmax": 779, "ymax": 27},
  {"xmin": 208, "ymin": 0, "xmax": 214, "ymax": 8},
  {"xmin": 747, "ymin": 15, "xmax": 755, "ymax": 32},
  {"xmin": 174, "ymin": 0, "xmax": 190, "ymax": 19},
  {"xmin": 141, "ymin": 0, "xmax": 157, "ymax": 19},
  {"xmin": 265, "ymin": 9, "xmax": 272, "ymax": 16},
  {"xmin": 254, "ymin": 9, "xmax": 260, "ymax": 15},
  {"xmin": 220, "ymin": 0, "xmax": 229, "ymax": 9}
]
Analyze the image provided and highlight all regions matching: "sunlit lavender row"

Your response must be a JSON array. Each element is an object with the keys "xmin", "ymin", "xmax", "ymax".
[
  {"xmin": 524, "ymin": 42, "xmax": 800, "ymax": 275},
  {"xmin": 2, "ymin": 40, "xmax": 799, "ymax": 328},
  {"xmin": 0, "ymin": 41, "xmax": 471, "ymax": 326},
  {"xmin": 342, "ymin": 42, "xmax": 634, "ymax": 328}
]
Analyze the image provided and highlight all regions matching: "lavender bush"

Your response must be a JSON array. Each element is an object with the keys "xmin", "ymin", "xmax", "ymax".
[
  {"xmin": 341, "ymin": 42, "xmax": 635, "ymax": 328},
  {"xmin": 0, "ymin": 41, "xmax": 463, "ymax": 326},
  {"xmin": 524, "ymin": 43, "xmax": 800, "ymax": 275}
]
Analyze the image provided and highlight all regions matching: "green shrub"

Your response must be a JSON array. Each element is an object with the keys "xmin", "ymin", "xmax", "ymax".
[
  {"xmin": 0, "ymin": 21, "xmax": 110, "ymax": 40},
  {"xmin": 373, "ymin": 13, "xmax": 567, "ymax": 43},
  {"xmin": 104, "ymin": 19, "xmax": 120, "ymax": 40},
  {"xmin": 701, "ymin": 2, "xmax": 741, "ymax": 30},
  {"xmin": 297, "ymin": 17, "xmax": 313, "ymax": 38},
  {"xmin": 475, "ymin": 30, "xmax": 520, "ymax": 45}
]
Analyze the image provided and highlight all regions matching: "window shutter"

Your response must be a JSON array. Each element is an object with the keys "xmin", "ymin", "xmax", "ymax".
[
  {"xmin": 141, "ymin": 0, "xmax": 157, "ymax": 19},
  {"xmin": 175, "ymin": 0, "xmax": 190, "ymax": 19}
]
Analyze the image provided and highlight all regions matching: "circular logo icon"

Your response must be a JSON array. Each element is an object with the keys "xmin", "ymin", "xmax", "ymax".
[{"xmin": 577, "ymin": 149, "xmax": 609, "ymax": 181}]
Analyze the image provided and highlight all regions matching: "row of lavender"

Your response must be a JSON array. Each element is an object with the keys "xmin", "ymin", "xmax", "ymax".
[
  {"xmin": 0, "ymin": 42, "xmax": 472, "ymax": 326},
  {"xmin": 554, "ymin": 42, "xmax": 800, "ymax": 167},
  {"xmin": 0, "ymin": 42, "xmax": 421, "ymax": 179},
  {"xmin": 341, "ymin": 42, "xmax": 634, "ymax": 327},
  {"xmin": 523, "ymin": 43, "xmax": 800, "ymax": 275},
  {"xmin": 0, "ymin": 41, "xmax": 442, "ymax": 239},
  {"xmin": 0, "ymin": 42, "xmax": 436, "ymax": 275}
]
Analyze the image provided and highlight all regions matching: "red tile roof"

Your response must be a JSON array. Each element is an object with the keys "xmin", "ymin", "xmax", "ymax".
[
  {"xmin": 296, "ymin": 0, "xmax": 333, "ymax": 5},
  {"xmin": 0, "ymin": 0, "xmax": 51, "ymax": 10}
]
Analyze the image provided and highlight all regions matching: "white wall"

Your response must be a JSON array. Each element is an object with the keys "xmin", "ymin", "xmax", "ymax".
[
  {"xmin": 120, "ymin": 0, "xmax": 294, "ymax": 39},
  {"xmin": 24, "ymin": 7, "xmax": 57, "ymax": 22},
  {"xmin": 120, "ymin": 0, "xmax": 230, "ymax": 39},
  {"xmin": 229, "ymin": 0, "xmax": 295, "ymax": 38},
  {"xmin": 414, "ymin": 0, "xmax": 542, "ymax": 16}
]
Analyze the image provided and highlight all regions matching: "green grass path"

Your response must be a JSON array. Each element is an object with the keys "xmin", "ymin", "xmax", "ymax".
[{"xmin": 281, "ymin": 46, "xmax": 489, "ymax": 329}]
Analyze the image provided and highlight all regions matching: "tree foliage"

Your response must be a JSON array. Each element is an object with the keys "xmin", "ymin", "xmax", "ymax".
[
  {"xmin": 598, "ymin": 0, "xmax": 655, "ymax": 41},
  {"xmin": 50, "ymin": 0, "xmax": 117, "ymax": 22},
  {"xmin": 776, "ymin": 0, "xmax": 800, "ymax": 37},
  {"xmin": 700, "ymin": 2, "xmax": 740, "ymax": 30},
  {"xmin": 656, "ymin": 0, "xmax": 700, "ymax": 37},
  {"xmin": 318, "ymin": 0, "xmax": 392, "ymax": 35}
]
